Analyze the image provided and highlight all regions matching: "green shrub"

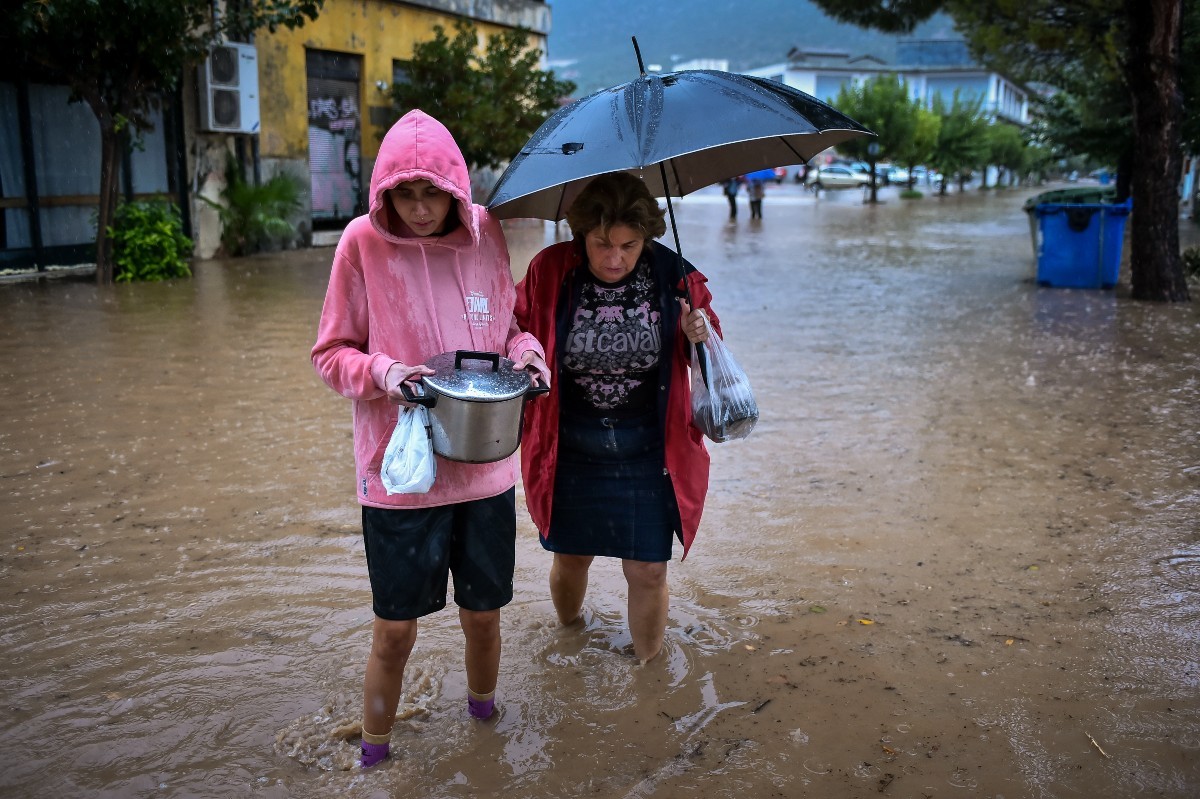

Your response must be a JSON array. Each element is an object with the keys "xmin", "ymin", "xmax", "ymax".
[
  {"xmin": 899, "ymin": 189, "xmax": 924, "ymax": 200},
  {"xmin": 107, "ymin": 201, "xmax": 193, "ymax": 283},
  {"xmin": 203, "ymin": 156, "xmax": 303, "ymax": 257},
  {"xmin": 1183, "ymin": 246, "xmax": 1200, "ymax": 278}
]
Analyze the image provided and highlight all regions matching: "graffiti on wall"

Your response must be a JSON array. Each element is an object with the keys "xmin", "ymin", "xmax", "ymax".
[{"xmin": 308, "ymin": 80, "xmax": 361, "ymax": 221}]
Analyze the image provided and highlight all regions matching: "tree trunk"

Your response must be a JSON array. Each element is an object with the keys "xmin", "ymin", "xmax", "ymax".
[
  {"xmin": 95, "ymin": 125, "xmax": 121, "ymax": 284},
  {"xmin": 1115, "ymin": 147, "xmax": 1134, "ymax": 203},
  {"xmin": 1125, "ymin": 0, "xmax": 1190, "ymax": 301}
]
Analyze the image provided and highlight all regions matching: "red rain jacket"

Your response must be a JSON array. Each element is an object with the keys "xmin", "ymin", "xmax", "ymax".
[{"xmin": 514, "ymin": 239, "xmax": 719, "ymax": 559}]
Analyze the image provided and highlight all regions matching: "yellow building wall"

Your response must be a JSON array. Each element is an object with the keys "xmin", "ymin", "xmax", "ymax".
[{"xmin": 256, "ymin": 1, "xmax": 516, "ymax": 162}]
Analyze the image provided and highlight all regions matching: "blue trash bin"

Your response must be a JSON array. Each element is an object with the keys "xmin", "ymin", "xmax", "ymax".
[{"xmin": 1033, "ymin": 198, "xmax": 1131, "ymax": 289}]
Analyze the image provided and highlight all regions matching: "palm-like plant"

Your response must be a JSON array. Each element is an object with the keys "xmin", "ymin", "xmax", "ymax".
[{"xmin": 203, "ymin": 156, "xmax": 303, "ymax": 256}]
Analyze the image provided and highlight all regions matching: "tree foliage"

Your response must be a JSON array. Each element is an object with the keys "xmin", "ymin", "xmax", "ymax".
[
  {"xmin": 928, "ymin": 91, "xmax": 989, "ymax": 193},
  {"xmin": 833, "ymin": 74, "xmax": 919, "ymax": 164},
  {"xmin": 4, "ymin": 0, "xmax": 323, "ymax": 283},
  {"xmin": 1184, "ymin": 1, "xmax": 1200, "ymax": 151},
  {"xmin": 834, "ymin": 73, "xmax": 991, "ymax": 194},
  {"xmin": 389, "ymin": 20, "xmax": 575, "ymax": 173},
  {"xmin": 1028, "ymin": 88, "xmax": 1131, "ymax": 169},
  {"xmin": 983, "ymin": 122, "xmax": 1027, "ymax": 186},
  {"xmin": 805, "ymin": 0, "xmax": 948, "ymax": 33},
  {"xmin": 898, "ymin": 106, "xmax": 942, "ymax": 181}
]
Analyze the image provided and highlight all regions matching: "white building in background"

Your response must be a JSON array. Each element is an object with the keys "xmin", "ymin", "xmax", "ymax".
[
  {"xmin": 673, "ymin": 58, "xmax": 730, "ymax": 72},
  {"xmin": 746, "ymin": 39, "xmax": 1029, "ymax": 127}
]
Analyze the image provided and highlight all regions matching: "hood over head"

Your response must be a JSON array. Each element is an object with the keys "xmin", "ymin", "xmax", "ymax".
[{"xmin": 368, "ymin": 109, "xmax": 476, "ymax": 242}]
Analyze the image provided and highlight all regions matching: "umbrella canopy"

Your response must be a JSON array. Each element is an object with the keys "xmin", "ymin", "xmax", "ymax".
[{"xmin": 487, "ymin": 68, "xmax": 873, "ymax": 221}]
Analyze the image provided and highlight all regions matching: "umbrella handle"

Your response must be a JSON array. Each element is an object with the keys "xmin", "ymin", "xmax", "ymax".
[
  {"xmin": 654, "ymin": 158, "xmax": 708, "ymax": 385},
  {"xmin": 632, "ymin": 37, "xmax": 646, "ymax": 75},
  {"xmin": 664, "ymin": 191, "xmax": 709, "ymax": 385},
  {"xmin": 694, "ymin": 341, "xmax": 709, "ymax": 386},
  {"xmin": 657, "ymin": 162, "xmax": 694, "ymax": 308}
]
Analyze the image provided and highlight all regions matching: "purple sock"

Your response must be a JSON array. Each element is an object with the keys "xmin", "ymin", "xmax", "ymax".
[
  {"xmin": 360, "ymin": 740, "xmax": 389, "ymax": 768},
  {"xmin": 468, "ymin": 694, "xmax": 495, "ymax": 720}
]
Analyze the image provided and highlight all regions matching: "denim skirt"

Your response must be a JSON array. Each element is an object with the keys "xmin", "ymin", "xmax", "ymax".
[{"xmin": 544, "ymin": 412, "xmax": 676, "ymax": 562}]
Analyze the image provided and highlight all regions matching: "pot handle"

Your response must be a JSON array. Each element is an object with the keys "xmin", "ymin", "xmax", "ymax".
[
  {"xmin": 525, "ymin": 371, "xmax": 551, "ymax": 399},
  {"xmin": 454, "ymin": 350, "xmax": 500, "ymax": 372},
  {"xmin": 399, "ymin": 380, "xmax": 437, "ymax": 408}
]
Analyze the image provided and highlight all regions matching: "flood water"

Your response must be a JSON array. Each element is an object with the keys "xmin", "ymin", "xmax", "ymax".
[{"xmin": 1, "ymin": 183, "xmax": 1198, "ymax": 798}]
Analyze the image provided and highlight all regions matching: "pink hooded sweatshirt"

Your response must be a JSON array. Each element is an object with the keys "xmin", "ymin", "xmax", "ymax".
[{"xmin": 311, "ymin": 110, "xmax": 544, "ymax": 509}]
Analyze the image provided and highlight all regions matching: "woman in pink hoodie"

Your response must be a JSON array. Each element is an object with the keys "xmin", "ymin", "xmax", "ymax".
[{"xmin": 311, "ymin": 110, "xmax": 548, "ymax": 769}]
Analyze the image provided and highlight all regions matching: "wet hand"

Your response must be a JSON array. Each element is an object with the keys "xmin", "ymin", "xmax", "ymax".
[
  {"xmin": 514, "ymin": 350, "xmax": 551, "ymax": 389},
  {"xmin": 383, "ymin": 362, "xmax": 435, "ymax": 406},
  {"xmin": 678, "ymin": 299, "xmax": 710, "ymax": 344}
]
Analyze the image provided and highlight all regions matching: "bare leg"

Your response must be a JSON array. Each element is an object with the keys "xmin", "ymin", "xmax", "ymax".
[
  {"xmin": 459, "ymin": 608, "xmax": 501, "ymax": 695},
  {"xmin": 622, "ymin": 560, "xmax": 669, "ymax": 663},
  {"xmin": 549, "ymin": 553, "xmax": 594, "ymax": 625},
  {"xmin": 363, "ymin": 617, "xmax": 418, "ymax": 736}
]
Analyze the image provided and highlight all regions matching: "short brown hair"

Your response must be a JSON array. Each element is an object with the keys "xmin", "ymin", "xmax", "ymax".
[{"xmin": 566, "ymin": 172, "xmax": 667, "ymax": 241}]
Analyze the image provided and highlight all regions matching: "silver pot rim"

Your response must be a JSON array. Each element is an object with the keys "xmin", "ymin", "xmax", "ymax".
[{"xmin": 421, "ymin": 350, "xmax": 532, "ymax": 402}]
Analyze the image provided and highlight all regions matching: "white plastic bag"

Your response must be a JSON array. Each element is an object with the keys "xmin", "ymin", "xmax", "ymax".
[
  {"xmin": 380, "ymin": 406, "xmax": 436, "ymax": 494},
  {"xmin": 690, "ymin": 317, "xmax": 758, "ymax": 443}
]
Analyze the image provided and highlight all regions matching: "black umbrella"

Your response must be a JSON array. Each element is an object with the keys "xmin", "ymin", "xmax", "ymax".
[
  {"xmin": 488, "ymin": 38, "xmax": 873, "ymax": 376},
  {"xmin": 487, "ymin": 40, "xmax": 873, "ymax": 224}
]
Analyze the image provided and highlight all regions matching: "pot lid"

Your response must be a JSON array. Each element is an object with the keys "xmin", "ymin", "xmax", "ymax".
[{"xmin": 422, "ymin": 350, "xmax": 532, "ymax": 402}]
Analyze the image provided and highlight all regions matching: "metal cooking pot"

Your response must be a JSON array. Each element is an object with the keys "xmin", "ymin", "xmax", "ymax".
[{"xmin": 400, "ymin": 350, "xmax": 549, "ymax": 463}]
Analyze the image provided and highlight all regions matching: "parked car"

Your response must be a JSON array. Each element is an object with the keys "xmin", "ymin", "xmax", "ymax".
[
  {"xmin": 834, "ymin": 159, "xmax": 888, "ymax": 183},
  {"xmin": 885, "ymin": 165, "xmax": 909, "ymax": 184},
  {"xmin": 806, "ymin": 165, "xmax": 871, "ymax": 189}
]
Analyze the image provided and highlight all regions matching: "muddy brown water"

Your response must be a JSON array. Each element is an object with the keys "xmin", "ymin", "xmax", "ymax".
[{"xmin": 1, "ymin": 184, "xmax": 1197, "ymax": 799}]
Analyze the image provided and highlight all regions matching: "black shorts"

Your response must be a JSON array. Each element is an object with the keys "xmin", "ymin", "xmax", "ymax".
[{"xmin": 361, "ymin": 489, "xmax": 516, "ymax": 620}]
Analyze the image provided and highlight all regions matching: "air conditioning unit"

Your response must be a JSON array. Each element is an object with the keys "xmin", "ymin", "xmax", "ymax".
[{"xmin": 198, "ymin": 42, "xmax": 260, "ymax": 134}]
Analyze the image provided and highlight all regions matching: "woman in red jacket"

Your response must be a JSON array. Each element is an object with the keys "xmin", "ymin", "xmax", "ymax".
[{"xmin": 515, "ymin": 172, "xmax": 719, "ymax": 663}]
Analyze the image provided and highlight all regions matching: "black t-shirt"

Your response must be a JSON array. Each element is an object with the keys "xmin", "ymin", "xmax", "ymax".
[{"xmin": 560, "ymin": 259, "xmax": 662, "ymax": 417}]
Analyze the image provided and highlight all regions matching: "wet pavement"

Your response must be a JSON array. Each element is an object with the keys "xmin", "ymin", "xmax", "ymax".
[{"xmin": 1, "ymin": 180, "xmax": 1198, "ymax": 798}]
